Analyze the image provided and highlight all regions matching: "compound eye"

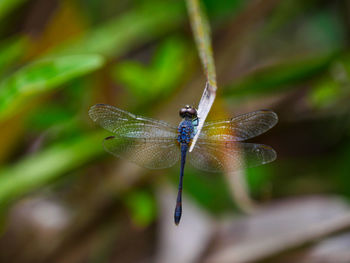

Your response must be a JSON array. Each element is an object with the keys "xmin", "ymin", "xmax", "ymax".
[
  {"xmin": 189, "ymin": 108, "xmax": 197, "ymax": 116},
  {"xmin": 179, "ymin": 108, "xmax": 187, "ymax": 117}
]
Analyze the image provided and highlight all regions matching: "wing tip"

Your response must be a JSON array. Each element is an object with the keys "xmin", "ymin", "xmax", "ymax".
[
  {"xmin": 259, "ymin": 109, "xmax": 279, "ymax": 126},
  {"xmin": 88, "ymin": 103, "xmax": 109, "ymax": 121},
  {"xmin": 259, "ymin": 144, "xmax": 277, "ymax": 164}
]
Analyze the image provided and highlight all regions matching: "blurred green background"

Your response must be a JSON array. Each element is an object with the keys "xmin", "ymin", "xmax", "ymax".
[{"xmin": 0, "ymin": 0, "xmax": 350, "ymax": 262}]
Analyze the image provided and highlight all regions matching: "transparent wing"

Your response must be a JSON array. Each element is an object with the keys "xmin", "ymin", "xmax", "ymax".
[
  {"xmin": 103, "ymin": 136, "xmax": 180, "ymax": 169},
  {"xmin": 89, "ymin": 104, "xmax": 177, "ymax": 138},
  {"xmin": 200, "ymin": 110, "xmax": 278, "ymax": 141},
  {"xmin": 189, "ymin": 141, "xmax": 276, "ymax": 173}
]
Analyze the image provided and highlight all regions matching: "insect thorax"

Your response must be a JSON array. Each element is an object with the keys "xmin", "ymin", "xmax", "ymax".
[{"xmin": 177, "ymin": 120, "xmax": 194, "ymax": 145}]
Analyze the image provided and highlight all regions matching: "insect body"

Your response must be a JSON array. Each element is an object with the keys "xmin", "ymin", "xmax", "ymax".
[{"xmin": 89, "ymin": 104, "xmax": 278, "ymax": 225}]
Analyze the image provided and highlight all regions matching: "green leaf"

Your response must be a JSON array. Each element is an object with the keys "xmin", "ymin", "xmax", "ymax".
[
  {"xmin": 152, "ymin": 37, "xmax": 192, "ymax": 89},
  {"xmin": 114, "ymin": 61, "xmax": 153, "ymax": 97},
  {"xmin": 50, "ymin": 1, "xmax": 185, "ymax": 58},
  {"xmin": 0, "ymin": 0, "xmax": 29, "ymax": 21},
  {"xmin": 246, "ymin": 165, "xmax": 273, "ymax": 196},
  {"xmin": 0, "ymin": 54, "xmax": 104, "ymax": 121},
  {"xmin": 114, "ymin": 37, "xmax": 193, "ymax": 99},
  {"xmin": 309, "ymin": 79, "xmax": 340, "ymax": 108},
  {"xmin": 224, "ymin": 52, "xmax": 338, "ymax": 98},
  {"xmin": 309, "ymin": 54, "xmax": 350, "ymax": 108},
  {"xmin": 124, "ymin": 190, "xmax": 157, "ymax": 227},
  {"xmin": 182, "ymin": 169, "xmax": 236, "ymax": 214},
  {"xmin": 0, "ymin": 36, "xmax": 28, "ymax": 76},
  {"xmin": 0, "ymin": 131, "xmax": 107, "ymax": 206},
  {"xmin": 29, "ymin": 105, "xmax": 73, "ymax": 129},
  {"xmin": 203, "ymin": 0, "xmax": 243, "ymax": 19}
]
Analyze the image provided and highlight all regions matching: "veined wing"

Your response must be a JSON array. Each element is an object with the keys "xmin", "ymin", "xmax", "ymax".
[
  {"xmin": 89, "ymin": 104, "xmax": 177, "ymax": 139},
  {"xmin": 188, "ymin": 140, "xmax": 276, "ymax": 173},
  {"xmin": 103, "ymin": 136, "xmax": 180, "ymax": 169},
  {"xmin": 200, "ymin": 110, "xmax": 278, "ymax": 142}
]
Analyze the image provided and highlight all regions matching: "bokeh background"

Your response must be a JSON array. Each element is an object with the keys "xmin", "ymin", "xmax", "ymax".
[{"xmin": 0, "ymin": 0, "xmax": 350, "ymax": 262}]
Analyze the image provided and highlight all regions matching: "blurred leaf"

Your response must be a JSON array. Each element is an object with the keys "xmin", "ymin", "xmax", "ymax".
[
  {"xmin": 28, "ymin": 104, "xmax": 74, "ymax": 131},
  {"xmin": 115, "ymin": 61, "xmax": 154, "ymax": 95},
  {"xmin": 152, "ymin": 38, "xmax": 194, "ymax": 89},
  {"xmin": 27, "ymin": 78, "xmax": 91, "ymax": 133},
  {"xmin": 263, "ymin": 0, "xmax": 318, "ymax": 35},
  {"xmin": 50, "ymin": 1, "xmax": 185, "ymax": 58},
  {"xmin": 0, "ymin": 36, "xmax": 28, "ymax": 76},
  {"xmin": 309, "ymin": 56, "xmax": 350, "ymax": 109},
  {"xmin": 0, "ymin": 55, "xmax": 104, "ymax": 121},
  {"xmin": 246, "ymin": 165, "xmax": 273, "ymax": 197},
  {"xmin": 0, "ymin": 0, "xmax": 28, "ymax": 21},
  {"xmin": 124, "ymin": 190, "xmax": 156, "ymax": 227},
  {"xmin": 298, "ymin": 10, "xmax": 346, "ymax": 51},
  {"xmin": 202, "ymin": 0, "xmax": 243, "ymax": 20},
  {"xmin": 182, "ymin": 169, "xmax": 236, "ymax": 214},
  {"xmin": 0, "ymin": 131, "xmax": 106, "ymax": 206},
  {"xmin": 113, "ymin": 37, "xmax": 193, "ymax": 99},
  {"xmin": 309, "ymin": 78, "xmax": 340, "ymax": 108},
  {"xmin": 224, "ymin": 52, "xmax": 338, "ymax": 98}
]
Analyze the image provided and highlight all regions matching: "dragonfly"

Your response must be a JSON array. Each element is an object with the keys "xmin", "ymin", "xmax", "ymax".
[{"xmin": 89, "ymin": 104, "xmax": 278, "ymax": 225}]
